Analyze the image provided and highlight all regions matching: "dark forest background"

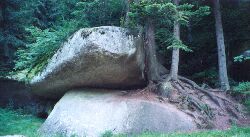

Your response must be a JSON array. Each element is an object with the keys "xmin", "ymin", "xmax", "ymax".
[{"xmin": 0, "ymin": 0, "xmax": 249, "ymax": 86}]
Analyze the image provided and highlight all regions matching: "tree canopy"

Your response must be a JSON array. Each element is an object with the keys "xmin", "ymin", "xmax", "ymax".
[{"xmin": 0, "ymin": 0, "xmax": 249, "ymax": 88}]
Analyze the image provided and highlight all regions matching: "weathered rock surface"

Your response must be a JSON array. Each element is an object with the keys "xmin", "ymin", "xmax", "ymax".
[
  {"xmin": 40, "ymin": 89, "xmax": 197, "ymax": 137},
  {"xmin": 30, "ymin": 26, "xmax": 146, "ymax": 98}
]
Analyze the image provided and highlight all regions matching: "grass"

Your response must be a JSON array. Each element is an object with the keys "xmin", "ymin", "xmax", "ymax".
[
  {"xmin": 0, "ymin": 108, "xmax": 249, "ymax": 137},
  {"xmin": 111, "ymin": 127, "xmax": 250, "ymax": 137},
  {"xmin": 132, "ymin": 127, "xmax": 250, "ymax": 137},
  {"xmin": 0, "ymin": 108, "xmax": 44, "ymax": 137}
]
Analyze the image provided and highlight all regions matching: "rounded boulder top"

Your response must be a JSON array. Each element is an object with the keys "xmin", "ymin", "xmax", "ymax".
[{"xmin": 30, "ymin": 26, "xmax": 146, "ymax": 98}]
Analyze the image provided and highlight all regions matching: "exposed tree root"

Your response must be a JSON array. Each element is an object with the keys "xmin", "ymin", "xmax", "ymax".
[
  {"xmin": 146, "ymin": 75, "xmax": 246, "ymax": 129},
  {"xmin": 178, "ymin": 76, "xmax": 234, "ymax": 105},
  {"xmin": 173, "ymin": 81, "xmax": 213, "ymax": 118}
]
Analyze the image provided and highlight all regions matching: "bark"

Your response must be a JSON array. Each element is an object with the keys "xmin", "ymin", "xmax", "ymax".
[
  {"xmin": 3, "ymin": 43, "xmax": 12, "ymax": 63},
  {"xmin": 213, "ymin": 0, "xmax": 230, "ymax": 91},
  {"xmin": 144, "ymin": 18, "xmax": 161, "ymax": 82},
  {"xmin": 125, "ymin": 0, "xmax": 140, "ymax": 26},
  {"xmin": 0, "ymin": 8, "xmax": 3, "ymax": 24},
  {"xmin": 169, "ymin": 0, "xmax": 180, "ymax": 81},
  {"xmin": 187, "ymin": 22, "xmax": 193, "ymax": 43},
  {"xmin": 124, "ymin": 0, "xmax": 130, "ymax": 26}
]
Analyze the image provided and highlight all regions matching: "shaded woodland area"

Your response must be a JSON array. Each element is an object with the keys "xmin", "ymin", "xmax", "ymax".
[
  {"xmin": 0, "ymin": 0, "xmax": 250, "ymax": 136},
  {"xmin": 0, "ymin": 0, "xmax": 249, "ymax": 87}
]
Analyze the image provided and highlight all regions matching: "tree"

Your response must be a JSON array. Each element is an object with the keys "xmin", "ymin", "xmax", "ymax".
[
  {"xmin": 12, "ymin": 0, "xmax": 129, "ymax": 80},
  {"xmin": 73, "ymin": 0, "xmax": 126, "ymax": 27},
  {"xmin": 212, "ymin": 0, "xmax": 230, "ymax": 90},
  {"xmin": 144, "ymin": 16, "xmax": 161, "ymax": 81},
  {"xmin": 128, "ymin": 0, "xmax": 209, "ymax": 83},
  {"xmin": 124, "ymin": 0, "xmax": 131, "ymax": 26},
  {"xmin": 168, "ymin": 0, "xmax": 208, "ymax": 81},
  {"xmin": 0, "ymin": 0, "xmax": 26, "ymax": 67},
  {"xmin": 32, "ymin": 0, "xmax": 61, "ymax": 29},
  {"xmin": 128, "ymin": 0, "xmax": 177, "ymax": 82},
  {"xmin": 169, "ymin": 0, "xmax": 180, "ymax": 81}
]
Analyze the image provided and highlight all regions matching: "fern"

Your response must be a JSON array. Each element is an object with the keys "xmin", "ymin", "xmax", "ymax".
[
  {"xmin": 234, "ymin": 55, "xmax": 250, "ymax": 62},
  {"xmin": 13, "ymin": 21, "xmax": 80, "ymax": 81}
]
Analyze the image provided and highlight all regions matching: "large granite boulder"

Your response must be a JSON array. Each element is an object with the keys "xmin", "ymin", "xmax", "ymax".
[
  {"xmin": 30, "ymin": 26, "xmax": 146, "ymax": 98},
  {"xmin": 40, "ymin": 90, "xmax": 197, "ymax": 137}
]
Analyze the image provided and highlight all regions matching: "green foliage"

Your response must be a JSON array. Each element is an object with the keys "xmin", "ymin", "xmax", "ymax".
[
  {"xmin": 0, "ymin": 0, "xmax": 27, "ymax": 70},
  {"xmin": 73, "ymin": 0, "xmax": 126, "ymax": 27},
  {"xmin": 128, "ymin": 1, "xmax": 210, "ymax": 27},
  {"xmin": 102, "ymin": 130, "xmax": 114, "ymax": 137},
  {"xmin": 1, "ymin": 107, "xmax": 250, "ymax": 137},
  {"xmin": 244, "ymin": 99, "xmax": 250, "ymax": 113},
  {"xmin": 127, "ymin": 0, "xmax": 177, "ymax": 28},
  {"xmin": 13, "ymin": 21, "xmax": 81, "ymax": 81},
  {"xmin": 23, "ymin": 0, "xmax": 82, "ymax": 29},
  {"xmin": 32, "ymin": 0, "xmax": 61, "ymax": 29},
  {"xmin": 127, "ymin": 0, "xmax": 210, "ymax": 54},
  {"xmin": 0, "ymin": 0, "xmax": 249, "ymax": 86},
  {"xmin": 0, "ymin": 0, "xmax": 27, "ymax": 47},
  {"xmin": 184, "ymin": 4, "xmax": 210, "ymax": 24},
  {"xmin": 111, "ymin": 126, "xmax": 250, "ymax": 137},
  {"xmin": 233, "ymin": 82, "xmax": 250, "ymax": 93},
  {"xmin": 0, "ymin": 0, "xmax": 82, "ymax": 77},
  {"xmin": 233, "ymin": 82, "xmax": 250, "ymax": 112},
  {"xmin": 176, "ymin": 4, "xmax": 193, "ymax": 25},
  {"xmin": 192, "ymin": 67, "xmax": 218, "ymax": 87},
  {"xmin": 222, "ymin": 1, "xmax": 250, "ymax": 52},
  {"xmin": 234, "ymin": 55, "xmax": 250, "ymax": 63},
  {"xmin": 180, "ymin": 1, "xmax": 250, "ymax": 82},
  {"xmin": 167, "ymin": 38, "xmax": 192, "ymax": 52},
  {"xmin": 7, "ymin": 0, "xmax": 127, "ymax": 81},
  {"xmin": 155, "ymin": 28, "xmax": 173, "ymax": 54},
  {"xmin": 128, "ymin": 0, "xmax": 185, "ymax": 53},
  {"xmin": 0, "ymin": 108, "xmax": 43, "ymax": 137}
]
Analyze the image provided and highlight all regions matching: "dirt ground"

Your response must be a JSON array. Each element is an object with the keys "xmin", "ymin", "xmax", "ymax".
[{"xmin": 119, "ymin": 82, "xmax": 250, "ymax": 130}]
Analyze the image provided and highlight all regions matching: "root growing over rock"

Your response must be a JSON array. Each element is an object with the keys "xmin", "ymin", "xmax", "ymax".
[{"xmin": 142, "ymin": 76, "xmax": 246, "ymax": 129}]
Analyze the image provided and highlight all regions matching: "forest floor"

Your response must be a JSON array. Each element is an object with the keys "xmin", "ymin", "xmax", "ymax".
[
  {"xmin": 123, "ymin": 77, "xmax": 250, "ymax": 130},
  {"xmin": 122, "ymin": 87, "xmax": 249, "ymax": 130},
  {"xmin": 1, "ymin": 79, "xmax": 250, "ymax": 137},
  {"xmin": 0, "ymin": 107, "xmax": 250, "ymax": 137}
]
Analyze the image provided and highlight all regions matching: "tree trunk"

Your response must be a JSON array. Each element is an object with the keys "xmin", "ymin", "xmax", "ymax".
[
  {"xmin": 144, "ymin": 18, "xmax": 160, "ymax": 82},
  {"xmin": 213, "ymin": 0, "xmax": 230, "ymax": 91},
  {"xmin": 124, "ymin": 0, "xmax": 130, "ymax": 26},
  {"xmin": 125, "ymin": 0, "xmax": 141, "ymax": 26},
  {"xmin": 169, "ymin": 0, "xmax": 180, "ymax": 81},
  {"xmin": 3, "ymin": 43, "xmax": 11, "ymax": 63},
  {"xmin": 187, "ymin": 22, "xmax": 193, "ymax": 43}
]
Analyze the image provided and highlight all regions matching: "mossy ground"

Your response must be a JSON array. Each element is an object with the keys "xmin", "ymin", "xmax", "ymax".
[{"xmin": 0, "ymin": 108, "xmax": 249, "ymax": 137}]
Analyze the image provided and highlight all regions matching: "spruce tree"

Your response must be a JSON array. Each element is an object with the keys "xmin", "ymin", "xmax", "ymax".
[{"xmin": 0, "ymin": 0, "xmax": 26, "ymax": 70}]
